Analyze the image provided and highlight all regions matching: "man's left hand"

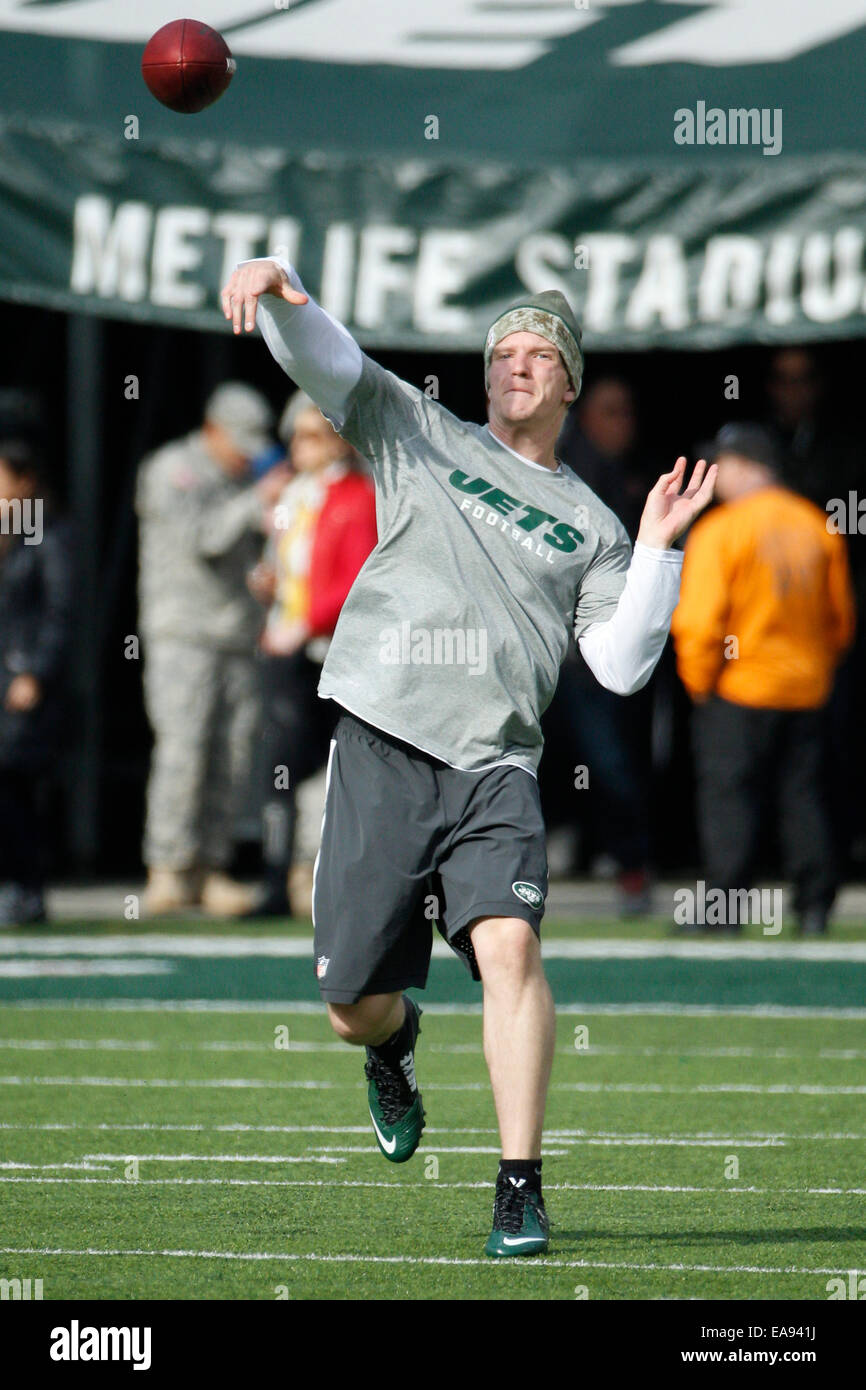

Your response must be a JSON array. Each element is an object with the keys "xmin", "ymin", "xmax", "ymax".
[{"xmin": 636, "ymin": 456, "xmax": 717, "ymax": 550}]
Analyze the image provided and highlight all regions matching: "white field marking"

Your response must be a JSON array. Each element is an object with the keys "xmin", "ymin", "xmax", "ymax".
[
  {"xmin": 0, "ymin": 1245, "xmax": 854, "ymax": 1276},
  {"xmin": 554, "ymin": 1082, "xmax": 866, "ymax": 1095},
  {"xmin": 81, "ymin": 1153, "xmax": 347, "ymax": 1165},
  {"xmin": 3, "ymin": 1176, "xmax": 866, "ymax": 1198},
  {"xmin": 0, "ymin": 1038, "xmax": 158, "ymax": 1051},
  {"xmin": 0, "ymin": 1178, "xmax": 491, "ymax": 1189},
  {"xmin": 302, "ymin": 1146, "xmax": 571, "ymax": 1156},
  {"xmin": 0, "ymin": 961, "xmax": 173, "ymax": 978},
  {"xmin": 4, "ymin": 933, "xmax": 866, "ymax": 962},
  {"xmin": 0, "ymin": 1076, "xmax": 334, "ymax": 1089},
  {"xmin": 2, "ymin": 1036, "xmax": 865, "ymax": 1062},
  {"xmin": 1, "ymin": 1119, "xmax": 862, "ymax": 1143},
  {"xmin": 562, "ymin": 1045, "xmax": 866, "ymax": 1061},
  {"xmin": 2, "ymin": 1075, "xmax": 863, "ymax": 1096},
  {"xmin": 544, "ymin": 1129, "xmax": 859, "ymax": 1141},
  {"xmin": 0, "ymin": 935, "xmax": 320, "ymax": 958},
  {"xmin": 0, "ymin": 1161, "xmax": 111, "ymax": 1171},
  {"xmin": 0, "ymin": 1038, "xmax": 482, "ymax": 1056},
  {"xmin": 0, "ymin": 1123, "xmax": 504, "ymax": 1135},
  {"xmin": 198, "ymin": 1040, "xmax": 344, "ymax": 1052},
  {"xmin": 6, "ymin": 998, "xmax": 866, "ymax": 1019},
  {"xmin": 0, "ymin": 1077, "xmax": 486, "ymax": 1093},
  {"xmin": 538, "ymin": 939, "xmax": 866, "ymax": 962},
  {"xmin": 2, "ymin": 1037, "xmax": 865, "ymax": 1064},
  {"xmin": 548, "ymin": 1136, "xmax": 784, "ymax": 1147}
]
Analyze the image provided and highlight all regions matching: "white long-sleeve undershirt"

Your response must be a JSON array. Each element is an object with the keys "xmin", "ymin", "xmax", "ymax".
[
  {"xmin": 245, "ymin": 256, "xmax": 361, "ymax": 428},
  {"xmin": 245, "ymin": 254, "xmax": 682, "ymax": 698},
  {"xmin": 579, "ymin": 544, "xmax": 683, "ymax": 695}
]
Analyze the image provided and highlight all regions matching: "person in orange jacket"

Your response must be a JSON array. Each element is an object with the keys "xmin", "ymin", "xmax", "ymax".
[{"xmin": 671, "ymin": 424, "xmax": 855, "ymax": 935}]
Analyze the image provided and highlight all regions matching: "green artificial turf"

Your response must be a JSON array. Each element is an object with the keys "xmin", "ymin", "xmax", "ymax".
[{"xmin": 1, "ymin": 960, "xmax": 865, "ymax": 1300}]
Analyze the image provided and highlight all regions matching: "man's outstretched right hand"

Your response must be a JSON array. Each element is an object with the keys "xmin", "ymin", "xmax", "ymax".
[{"xmin": 220, "ymin": 259, "xmax": 309, "ymax": 336}]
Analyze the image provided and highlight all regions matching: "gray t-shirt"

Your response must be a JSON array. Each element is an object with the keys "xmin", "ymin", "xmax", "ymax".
[{"xmin": 318, "ymin": 355, "xmax": 631, "ymax": 776}]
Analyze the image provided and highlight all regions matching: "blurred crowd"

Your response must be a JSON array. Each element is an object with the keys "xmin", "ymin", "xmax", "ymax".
[
  {"xmin": 0, "ymin": 345, "xmax": 861, "ymax": 932},
  {"xmin": 135, "ymin": 381, "xmax": 376, "ymax": 921}
]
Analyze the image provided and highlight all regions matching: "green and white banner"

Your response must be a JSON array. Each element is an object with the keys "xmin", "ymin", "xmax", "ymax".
[{"xmin": 1, "ymin": 0, "xmax": 865, "ymax": 348}]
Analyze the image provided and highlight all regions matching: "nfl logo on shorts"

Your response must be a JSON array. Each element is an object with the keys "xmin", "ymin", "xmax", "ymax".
[
  {"xmin": 512, "ymin": 881, "xmax": 543, "ymax": 910},
  {"xmin": 316, "ymin": 955, "xmax": 330, "ymax": 980}
]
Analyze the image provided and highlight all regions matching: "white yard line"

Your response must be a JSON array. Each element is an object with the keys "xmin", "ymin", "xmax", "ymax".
[
  {"xmin": 2, "ymin": 1175, "xmax": 864, "ymax": 1197},
  {"xmin": 70, "ymin": 1148, "xmax": 568, "ymax": 1160},
  {"xmin": 2, "ymin": 1037, "xmax": 865, "ymax": 1061},
  {"xmin": 0, "ymin": 961, "xmax": 173, "ymax": 978},
  {"xmin": 556, "ymin": 1082, "xmax": 866, "ymax": 1095},
  {"xmin": 0, "ymin": 1075, "xmax": 862, "ymax": 1095},
  {"xmin": 5, "ymin": 999, "xmax": 866, "ymax": 1019},
  {"xmin": 0, "ymin": 1076, "xmax": 335, "ymax": 1089},
  {"xmin": 0, "ymin": 1162, "xmax": 111, "ymax": 1171},
  {"xmin": 5, "ymin": 1122, "xmax": 856, "ymax": 1140},
  {"xmin": 75, "ymin": 1153, "xmax": 348, "ymax": 1164},
  {"xmin": 0, "ymin": 1038, "xmax": 473, "ymax": 1055},
  {"xmin": 3, "ymin": 933, "xmax": 866, "ymax": 961},
  {"xmin": 0, "ymin": 1244, "xmax": 854, "ymax": 1276}
]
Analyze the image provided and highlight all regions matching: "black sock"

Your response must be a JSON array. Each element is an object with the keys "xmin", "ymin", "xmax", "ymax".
[
  {"xmin": 366, "ymin": 998, "xmax": 417, "ymax": 1088},
  {"xmin": 499, "ymin": 1158, "xmax": 542, "ymax": 1197}
]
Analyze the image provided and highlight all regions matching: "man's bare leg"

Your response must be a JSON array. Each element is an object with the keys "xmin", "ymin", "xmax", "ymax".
[
  {"xmin": 470, "ymin": 916, "xmax": 555, "ymax": 1157},
  {"xmin": 470, "ymin": 915, "xmax": 554, "ymax": 1254},
  {"xmin": 328, "ymin": 991, "xmax": 425, "ymax": 1164},
  {"xmin": 328, "ymin": 992, "xmax": 404, "ymax": 1046}
]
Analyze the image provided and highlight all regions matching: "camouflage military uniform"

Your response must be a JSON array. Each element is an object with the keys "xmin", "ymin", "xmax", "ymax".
[{"xmin": 136, "ymin": 431, "xmax": 265, "ymax": 870}]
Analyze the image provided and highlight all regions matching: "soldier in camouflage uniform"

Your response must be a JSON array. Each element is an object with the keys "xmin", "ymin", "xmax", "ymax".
[{"xmin": 136, "ymin": 382, "xmax": 286, "ymax": 915}]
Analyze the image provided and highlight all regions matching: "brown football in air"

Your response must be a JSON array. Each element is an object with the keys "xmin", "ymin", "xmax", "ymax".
[{"xmin": 142, "ymin": 19, "xmax": 236, "ymax": 114}]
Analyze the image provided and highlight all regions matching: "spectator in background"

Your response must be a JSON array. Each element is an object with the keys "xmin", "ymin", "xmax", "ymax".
[
  {"xmin": 136, "ymin": 383, "xmax": 287, "ymax": 917},
  {"xmin": 0, "ymin": 440, "xmax": 74, "ymax": 925},
  {"xmin": 766, "ymin": 348, "xmax": 859, "ymax": 506},
  {"xmin": 671, "ymin": 424, "xmax": 855, "ymax": 936},
  {"xmin": 557, "ymin": 377, "xmax": 647, "ymax": 537},
  {"xmin": 766, "ymin": 347, "xmax": 866, "ymax": 867},
  {"xmin": 247, "ymin": 390, "xmax": 377, "ymax": 918},
  {"xmin": 550, "ymin": 377, "xmax": 653, "ymax": 913}
]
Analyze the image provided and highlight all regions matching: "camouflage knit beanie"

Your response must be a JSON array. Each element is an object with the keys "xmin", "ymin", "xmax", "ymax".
[{"xmin": 484, "ymin": 290, "xmax": 584, "ymax": 398}]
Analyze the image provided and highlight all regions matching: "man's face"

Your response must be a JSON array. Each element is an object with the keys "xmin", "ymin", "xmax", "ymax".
[
  {"xmin": 486, "ymin": 331, "xmax": 576, "ymax": 430},
  {"xmin": 713, "ymin": 451, "xmax": 764, "ymax": 502},
  {"xmin": 290, "ymin": 407, "xmax": 345, "ymax": 473},
  {"xmin": 768, "ymin": 349, "xmax": 819, "ymax": 426},
  {"xmin": 579, "ymin": 380, "xmax": 636, "ymax": 458},
  {"xmin": 202, "ymin": 420, "xmax": 250, "ymax": 478},
  {"xmin": 0, "ymin": 460, "xmax": 33, "ymax": 504}
]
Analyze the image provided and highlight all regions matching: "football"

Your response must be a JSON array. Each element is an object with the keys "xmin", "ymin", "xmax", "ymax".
[{"xmin": 141, "ymin": 19, "xmax": 236, "ymax": 114}]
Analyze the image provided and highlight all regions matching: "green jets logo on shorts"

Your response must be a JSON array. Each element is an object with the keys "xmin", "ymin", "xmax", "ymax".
[{"xmin": 512, "ymin": 881, "xmax": 543, "ymax": 910}]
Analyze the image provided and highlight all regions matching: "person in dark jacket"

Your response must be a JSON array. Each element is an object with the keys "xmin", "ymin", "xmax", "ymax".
[
  {"xmin": 551, "ymin": 379, "xmax": 654, "ymax": 912},
  {"xmin": 0, "ymin": 440, "xmax": 75, "ymax": 924}
]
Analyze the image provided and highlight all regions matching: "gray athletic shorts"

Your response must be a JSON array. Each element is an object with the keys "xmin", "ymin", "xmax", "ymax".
[{"xmin": 311, "ymin": 708, "xmax": 549, "ymax": 1003}]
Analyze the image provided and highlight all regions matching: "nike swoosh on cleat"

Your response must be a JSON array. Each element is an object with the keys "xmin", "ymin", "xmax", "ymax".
[
  {"xmin": 369, "ymin": 1108, "xmax": 397, "ymax": 1155},
  {"xmin": 501, "ymin": 1236, "xmax": 545, "ymax": 1247}
]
